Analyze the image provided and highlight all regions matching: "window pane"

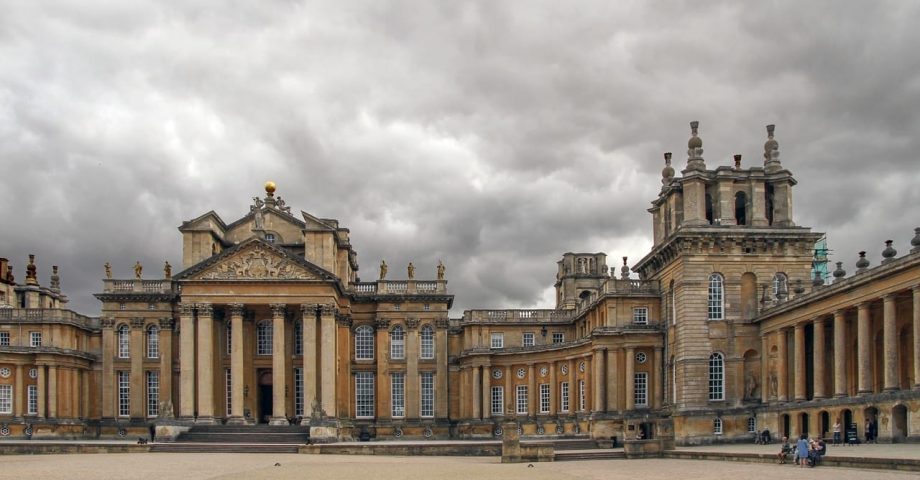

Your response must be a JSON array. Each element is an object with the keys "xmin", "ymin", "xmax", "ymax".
[
  {"xmin": 391, "ymin": 372, "xmax": 405, "ymax": 417},
  {"xmin": 516, "ymin": 385, "xmax": 528, "ymax": 415},
  {"xmin": 355, "ymin": 326, "xmax": 374, "ymax": 360},
  {"xmin": 355, "ymin": 372, "xmax": 375, "ymax": 418},
  {"xmin": 390, "ymin": 326, "xmax": 405, "ymax": 360},
  {"xmin": 491, "ymin": 386, "xmax": 504, "ymax": 416},
  {"xmin": 146, "ymin": 370, "xmax": 159, "ymax": 418},
  {"xmin": 420, "ymin": 326, "xmax": 435, "ymax": 359},
  {"xmin": 420, "ymin": 372, "xmax": 434, "ymax": 417}
]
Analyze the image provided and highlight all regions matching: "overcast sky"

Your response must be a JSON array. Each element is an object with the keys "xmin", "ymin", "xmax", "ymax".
[{"xmin": 1, "ymin": 1, "xmax": 919, "ymax": 315}]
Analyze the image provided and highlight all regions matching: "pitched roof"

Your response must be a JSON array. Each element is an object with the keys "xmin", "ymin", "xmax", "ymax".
[{"xmin": 173, "ymin": 236, "xmax": 338, "ymax": 282}]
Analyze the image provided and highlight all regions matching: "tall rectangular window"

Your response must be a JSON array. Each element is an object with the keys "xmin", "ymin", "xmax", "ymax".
[
  {"xmin": 560, "ymin": 382, "xmax": 569, "ymax": 412},
  {"xmin": 27, "ymin": 385, "xmax": 38, "ymax": 414},
  {"xmin": 522, "ymin": 332, "xmax": 534, "ymax": 347},
  {"xmin": 355, "ymin": 372, "xmax": 375, "ymax": 419},
  {"xmin": 552, "ymin": 332, "xmax": 564, "ymax": 344},
  {"xmin": 578, "ymin": 380, "xmax": 586, "ymax": 411},
  {"xmin": 117, "ymin": 371, "xmax": 130, "ymax": 417},
  {"xmin": 117, "ymin": 326, "xmax": 130, "ymax": 358},
  {"xmin": 147, "ymin": 328, "xmax": 159, "ymax": 359},
  {"xmin": 0, "ymin": 384, "xmax": 11, "ymax": 414},
  {"xmin": 490, "ymin": 386, "xmax": 504, "ymax": 416},
  {"xmin": 257, "ymin": 322, "xmax": 272, "ymax": 356},
  {"xmin": 294, "ymin": 367, "xmax": 304, "ymax": 416},
  {"xmin": 516, "ymin": 385, "xmax": 528, "ymax": 415},
  {"xmin": 391, "ymin": 372, "xmax": 405, "ymax": 417},
  {"xmin": 225, "ymin": 368, "xmax": 232, "ymax": 416},
  {"xmin": 226, "ymin": 322, "xmax": 232, "ymax": 355},
  {"xmin": 146, "ymin": 370, "xmax": 159, "ymax": 418},
  {"xmin": 490, "ymin": 332, "xmax": 504, "ymax": 349},
  {"xmin": 632, "ymin": 307, "xmax": 648, "ymax": 325},
  {"xmin": 293, "ymin": 321, "xmax": 303, "ymax": 356},
  {"xmin": 420, "ymin": 326, "xmax": 435, "ymax": 359},
  {"xmin": 420, "ymin": 372, "xmax": 434, "ymax": 418},
  {"xmin": 30, "ymin": 331, "xmax": 42, "ymax": 347},
  {"xmin": 0, "ymin": 331, "xmax": 9, "ymax": 346},
  {"xmin": 539, "ymin": 384, "xmax": 550, "ymax": 413},
  {"xmin": 634, "ymin": 372, "xmax": 648, "ymax": 407}
]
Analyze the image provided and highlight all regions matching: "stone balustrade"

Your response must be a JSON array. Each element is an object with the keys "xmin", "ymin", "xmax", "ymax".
[
  {"xmin": 102, "ymin": 279, "xmax": 175, "ymax": 294},
  {"xmin": 462, "ymin": 309, "xmax": 572, "ymax": 324},
  {"xmin": 351, "ymin": 280, "xmax": 448, "ymax": 295},
  {"xmin": 0, "ymin": 308, "xmax": 98, "ymax": 329}
]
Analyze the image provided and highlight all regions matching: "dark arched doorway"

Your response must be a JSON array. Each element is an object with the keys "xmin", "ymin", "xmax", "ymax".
[
  {"xmin": 799, "ymin": 412, "xmax": 809, "ymax": 437},
  {"xmin": 258, "ymin": 369, "xmax": 273, "ymax": 423},
  {"xmin": 892, "ymin": 405, "xmax": 907, "ymax": 443},
  {"xmin": 782, "ymin": 414, "xmax": 791, "ymax": 439}
]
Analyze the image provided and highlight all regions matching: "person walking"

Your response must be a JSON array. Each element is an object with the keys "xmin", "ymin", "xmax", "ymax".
[
  {"xmin": 832, "ymin": 419, "xmax": 841, "ymax": 445},
  {"xmin": 796, "ymin": 434, "xmax": 810, "ymax": 468}
]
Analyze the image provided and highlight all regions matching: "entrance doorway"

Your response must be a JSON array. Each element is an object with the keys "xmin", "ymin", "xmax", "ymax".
[
  {"xmin": 892, "ymin": 404, "xmax": 908, "ymax": 443},
  {"xmin": 258, "ymin": 369, "xmax": 273, "ymax": 423},
  {"xmin": 799, "ymin": 412, "xmax": 809, "ymax": 437},
  {"xmin": 782, "ymin": 414, "xmax": 791, "ymax": 438}
]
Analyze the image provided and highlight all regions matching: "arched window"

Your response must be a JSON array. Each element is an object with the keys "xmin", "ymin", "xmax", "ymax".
[
  {"xmin": 257, "ymin": 321, "xmax": 273, "ymax": 356},
  {"xmin": 355, "ymin": 325, "xmax": 374, "ymax": 360},
  {"xmin": 146, "ymin": 325, "xmax": 160, "ymax": 359},
  {"xmin": 713, "ymin": 417, "xmax": 723, "ymax": 435},
  {"xmin": 748, "ymin": 416, "xmax": 757, "ymax": 433},
  {"xmin": 772, "ymin": 273, "xmax": 788, "ymax": 298},
  {"xmin": 117, "ymin": 324, "xmax": 130, "ymax": 359},
  {"xmin": 709, "ymin": 352, "xmax": 725, "ymax": 401},
  {"xmin": 390, "ymin": 325, "xmax": 405, "ymax": 360},
  {"xmin": 420, "ymin": 325, "xmax": 435, "ymax": 359},
  {"xmin": 707, "ymin": 274, "xmax": 724, "ymax": 320},
  {"xmin": 735, "ymin": 191, "xmax": 747, "ymax": 225}
]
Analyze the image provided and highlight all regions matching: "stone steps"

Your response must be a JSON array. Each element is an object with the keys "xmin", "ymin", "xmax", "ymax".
[
  {"xmin": 151, "ymin": 443, "xmax": 301, "ymax": 454},
  {"xmin": 547, "ymin": 438, "xmax": 601, "ymax": 451},
  {"xmin": 173, "ymin": 424, "xmax": 310, "ymax": 445},
  {"xmin": 554, "ymin": 449, "xmax": 626, "ymax": 461}
]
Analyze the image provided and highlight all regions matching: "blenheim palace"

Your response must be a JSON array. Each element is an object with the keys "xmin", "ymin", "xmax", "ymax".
[{"xmin": 1, "ymin": 123, "xmax": 919, "ymax": 445}]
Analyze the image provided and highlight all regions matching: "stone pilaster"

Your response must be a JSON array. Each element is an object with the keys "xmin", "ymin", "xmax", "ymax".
[
  {"xmin": 319, "ymin": 304, "xmax": 336, "ymax": 418},
  {"xmin": 883, "ymin": 294, "xmax": 899, "ymax": 391},
  {"xmin": 593, "ymin": 348, "xmax": 606, "ymax": 413},
  {"xmin": 227, "ymin": 304, "xmax": 245, "ymax": 424},
  {"xmin": 607, "ymin": 348, "xmax": 619, "ymax": 411},
  {"xmin": 36, "ymin": 365, "xmax": 46, "ymax": 418},
  {"xmin": 527, "ymin": 363, "xmax": 536, "ymax": 416},
  {"xmin": 471, "ymin": 365, "xmax": 481, "ymax": 419},
  {"xmin": 13, "ymin": 365, "xmax": 23, "ymax": 417},
  {"xmin": 178, "ymin": 303, "xmax": 196, "ymax": 419},
  {"xmin": 435, "ymin": 317, "xmax": 449, "ymax": 419},
  {"xmin": 100, "ymin": 317, "xmax": 115, "ymax": 419},
  {"xmin": 196, "ymin": 303, "xmax": 216, "ymax": 423},
  {"xmin": 47, "ymin": 365, "xmax": 57, "ymax": 418},
  {"xmin": 760, "ymin": 335, "xmax": 769, "ymax": 403},
  {"xmin": 270, "ymin": 303, "xmax": 289, "ymax": 425},
  {"xmin": 833, "ymin": 310, "xmax": 847, "ymax": 397},
  {"xmin": 625, "ymin": 348, "xmax": 635, "ymax": 410},
  {"xmin": 794, "ymin": 323, "xmax": 806, "ymax": 401},
  {"xmin": 130, "ymin": 318, "xmax": 145, "ymax": 418},
  {"xmin": 405, "ymin": 317, "xmax": 419, "ymax": 419},
  {"xmin": 652, "ymin": 347, "xmax": 662, "ymax": 409},
  {"xmin": 549, "ymin": 361, "xmax": 558, "ymax": 414},
  {"xmin": 300, "ymin": 304, "xmax": 318, "ymax": 424},
  {"xmin": 158, "ymin": 318, "xmax": 174, "ymax": 417},
  {"xmin": 813, "ymin": 317, "xmax": 827, "ymax": 399},
  {"xmin": 482, "ymin": 364, "xmax": 491, "ymax": 419},
  {"xmin": 504, "ymin": 364, "xmax": 512, "ymax": 417},
  {"xmin": 914, "ymin": 286, "xmax": 920, "ymax": 390},
  {"xmin": 857, "ymin": 302, "xmax": 873, "ymax": 394},
  {"xmin": 777, "ymin": 329, "xmax": 789, "ymax": 402}
]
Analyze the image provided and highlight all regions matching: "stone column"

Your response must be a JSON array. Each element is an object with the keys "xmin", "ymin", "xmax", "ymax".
[
  {"xmin": 813, "ymin": 317, "xmax": 827, "ymax": 399},
  {"xmin": 300, "ymin": 304, "xmax": 317, "ymax": 423},
  {"xmin": 593, "ymin": 348, "xmax": 606, "ymax": 413},
  {"xmin": 319, "ymin": 304, "xmax": 337, "ymax": 418},
  {"xmin": 482, "ymin": 365, "xmax": 491, "ymax": 419},
  {"xmin": 652, "ymin": 347, "xmax": 663, "ymax": 409},
  {"xmin": 883, "ymin": 294, "xmax": 899, "ymax": 391},
  {"xmin": 47, "ymin": 365, "xmax": 57, "ymax": 418},
  {"xmin": 36, "ymin": 365, "xmax": 46, "ymax": 418},
  {"xmin": 607, "ymin": 348, "xmax": 619, "ymax": 411},
  {"xmin": 81, "ymin": 370, "xmax": 90, "ymax": 419},
  {"xmin": 760, "ymin": 335, "xmax": 770, "ymax": 402},
  {"xmin": 914, "ymin": 286, "xmax": 920, "ymax": 390},
  {"xmin": 472, "ymin": 365, "xmax": 481, "ymax": 419},
  {"xmin": 178, "ymin": 304, "xmax": 196, "ymax": 419},
  {"xmin": 625, "ymin": 347, "xmax": 635, "ymax": 410},
  {"xmin": 406, "ymin": 317, "xmax": 419, "ymax": 419},
  {"xmin": 158, "ymin": 319, "xmax": 174, "ymax": 417},
  {"xmin": 857, "ymin": 302, "xmax": 873, "ymax": 394},
  {"xmin": 270, "ymin": 303, "xmax": 289, "ymax": 424},
  {"xmin": 504, "ymin": 365, "xmax": 512, "ymax": 416},
  {"xmin": 794, "ymin": 323, "xmax": 806, "ymax": 401},
  {"xmin": 13, "ymin": 365, "xmax": 23, "ymax": 416},
  {"xmin": 777, "ymin": 329, "xmax": 789, "ymax": 402},
  {"xmin": 566, "ymin": 359, "xmax": 575, "ymax": 413},
  {"xmin": 101, "ymin": 318, "xmax": 115, "ymax": 418},
  {"xmin": 227, "ymin": 304, "xmax": 245, "ymax": 424},
  {"xmin": 435, "ymin": 318, "xmax": 449, "ymax": 419},
  {"xmin": 833, "ymin": 310, "xmax": 847, "ymax": 397},
  {"xmin": 196, "ymin": 303, "xmax": 216, "ymax": 423},
  {"xmin": 549, "ymin": 361, "xmax": 557, "ymax": 414},
  {"xmin": 527, "ymin": 364, "xmax": 536, "ymax": 415},
  {"xmin": 130, "ymin": 318, "xmax": 145, "ymax": 418}
]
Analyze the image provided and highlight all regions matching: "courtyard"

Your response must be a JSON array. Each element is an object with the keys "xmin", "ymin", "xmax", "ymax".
[{"xmin": 0, "ymin": 451, "xmax": 917, "ymax": 480}]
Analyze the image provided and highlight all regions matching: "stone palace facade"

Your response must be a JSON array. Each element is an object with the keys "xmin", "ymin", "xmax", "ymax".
[{"xmin": 1, "ymin": 123, "xmax": 919, "ymax": 444}]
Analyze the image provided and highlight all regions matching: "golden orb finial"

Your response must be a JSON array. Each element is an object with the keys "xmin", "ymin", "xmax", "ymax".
[{"xmin": 264, "ymin": 181, "xmax": 276, "ymax": 197}]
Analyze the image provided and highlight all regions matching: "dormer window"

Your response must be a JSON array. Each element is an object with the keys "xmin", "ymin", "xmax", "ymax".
[{"xmin": 264, "ymin": 233, "xmax": 276, "ymax": 244}]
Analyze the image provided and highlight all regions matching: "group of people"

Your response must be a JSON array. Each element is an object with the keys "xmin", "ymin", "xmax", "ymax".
[{"xmin": 777, "ymin": 435, "xmax": 826, "ymax": 467}]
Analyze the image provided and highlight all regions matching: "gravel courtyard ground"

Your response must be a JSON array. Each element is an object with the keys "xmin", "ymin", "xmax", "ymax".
[{"xmin": 1, "ymin": 453, "xmax": 917, "ymax": 480}]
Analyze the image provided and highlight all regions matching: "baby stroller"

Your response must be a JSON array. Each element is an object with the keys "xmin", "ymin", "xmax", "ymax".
[{"xmin": 758, "ymin": 429, "xmax": 772, "ymax": 444}]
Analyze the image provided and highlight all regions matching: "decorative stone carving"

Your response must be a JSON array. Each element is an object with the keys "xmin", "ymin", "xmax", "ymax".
[
  {"xmin": 335, "ymin": 313, "xmax": 353, "ymax": 327},
  {"xmin": 379, "ymin": 260, "xmax": 388, "ymax": 280},
  {"xmin": 198, "ymin": 244, "xmax": 316, "ymax": 280},
  {"xmin": 228, "ymin": 303, "xmax": 245, "ymax": 317},
  {"xmin": 104, "ymin": 262, "xmax": 112, "ymax": 279},
  {"xmin": 179, "ymin": 303, "xmax": 194, "ymax": 316},
  {"xmin": 375, "ymin": 318, "xmax": 390, "ymax": 330},
  {"xmin": 100, "ymin": 317, "xmax": 116, "ymax": 329},
  {"xmin": 407, "ymin": 262, "xmax": 415, "ymax": 279},
  {"xmin": 163, "ymin": 261, "xmax": 172, "ymax": 279},
  {"xmin": 158, "ymin": 318, "xmax": 175, "ymax": 330},
  {"xmin": 320, "ymin": 304, "xmax": 337, "ymax": 316},
  {"xmin": 881, "ymin": 240, "xmax": 897, "ymax": 264},
  {"xmin": 832, "ymin": 262, "xmax": 846, "ymax": 283},
  {"xmin": 435, "ymin": 318, "xmax": 449, "ymax": 329},
  {"xmin": 270, "ymin": 303, "xmax": 287, "ymax": 317},
  {"xmin": 912, "ymin": 227, "xmax": 920, "ymax": 253},
  {"xmin": 134, "ymin": 261, "xmax": 143, "ymax": 279},
  {"xmin": 197, "ymin": 303, "xmax": 213, "ymax": 317},
  {"xmin": 406, "ymin": 316, "xmax": 420, "ymax": 330},
  {"xmin": 437, "ymin": 260, "xmax": 445, "ymax": 280},
  {"xmin": 856, "ymin": 251, "xmax": 870, "ymax": 273},
  {"xmin": 131, "ymin": 318, "xmax": 145, "ymax": 329}
]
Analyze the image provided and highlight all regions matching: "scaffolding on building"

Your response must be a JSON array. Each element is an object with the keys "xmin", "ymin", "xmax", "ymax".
[{"xmin": 812, "ymin": 236, "xmax": 830, "ymax": 284}]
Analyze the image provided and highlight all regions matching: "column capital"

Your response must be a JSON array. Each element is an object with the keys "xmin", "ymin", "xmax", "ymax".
[
  {"xmin": 319, "ymin": 304, "xmax": 337, "ymax": 316},
  {"xmin": 406, "ymin": 316, "xmax": 420, "ymax": 330},
  {"xmin": 197, "ymin": 303, "xmax": 213, "ymax": 317},
  {"xmin": 813, "ymin": 316, "xmax": 827, "ymax": 326},
  {"xmin": 913, "ymin": 284, "xmax": 920, "ymax": 294},
  {"xmin": 376, "ymin": 318, "xmax": 390, "ymax": 330},
  {"xmin": 435, "ymin": 317, "xmax": 449, "ymax": 329},
  {"xmin": 335, "ymin": 313, "xmax": 353, "ymax": 327},
  {"xmin": 856, "ymin": 301, "xmax": 871, "ymax": 310},
  {"xmin": 100, "ymin": 317, "xmax": 116, "ymax": 329},
  {"xmin": 158, "ymin": 318, "xmax": 175, "ymax": 330},
  {"xmin": 270, "ymin": 303, "xmax": 287, "ymax": 317},
  {"xmin": 833, "ymin": 309, "xmax": 847, "ymax": 319},
  {"xmin": 882, "ymin": 293, "xmax": 898, "ymax": 302},
  {"xmin": 131, "ymin": 317, "xmax": 146, "ymax": 329},
  {"xmin": 794, "ymin": 322, "xmax": 805, "ymax": 330},
  {"xmin": 301, "ymin": 303, "xmax": 319, "ymax": 314},
  {"xmin": 179, "ymin": 303, "xmax": 194, "ymax": 316},
  {"xmin": 228, "ymin": 303, "xmax": 245, "ymax": 316}
]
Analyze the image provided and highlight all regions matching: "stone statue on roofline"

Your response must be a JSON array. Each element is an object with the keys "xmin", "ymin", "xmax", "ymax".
[
  {"xmin": 437, "ymin": 260, "xmax": 445, "ymax": 280},
  {"xmin": 104, "ymin": 262, "xmax": 112, "ymax": 279},
  {"xmin": 407, "ymin": 262, "xmax": 415, "ymax": 279},
  {"xmin": 134, "ymin": 261, "xmax": 143, "ymax": 279},
  {"xmin": 379, "ymin": 260, "xmax": 388, "ymax": 280}
]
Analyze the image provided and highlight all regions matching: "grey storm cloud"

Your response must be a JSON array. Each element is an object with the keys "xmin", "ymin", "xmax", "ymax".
[{"xmin": 1, "ymin": 1, "xmax": 919, "ymax": 315}]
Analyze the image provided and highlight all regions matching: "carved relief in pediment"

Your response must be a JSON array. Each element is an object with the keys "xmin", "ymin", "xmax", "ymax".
[{"xmin": 198, "ymin": 245, "xmax": 316, "ymax": 280}]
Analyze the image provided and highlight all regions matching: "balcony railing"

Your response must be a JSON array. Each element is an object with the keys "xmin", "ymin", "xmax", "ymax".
[
  {"xmin": 102, "ymin": 279, "xmax": 175, "ymax": 294},
  {"xmin": 0, "ymin": 308, "xmax": 99, "ymax": 329},
  {"xmin": 463, "ymin": 309, "xmax": 572, "ymax": 324},
  {"xmin": 351, "ymin": 280, "xmax": 448, "ymax": 295},
  {"xmin": 606, "ymin": 279, "xmax": 659, "ymax": 294}
]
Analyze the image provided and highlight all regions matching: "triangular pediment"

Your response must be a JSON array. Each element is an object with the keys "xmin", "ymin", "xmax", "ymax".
[{"xmin": 176, "ymin": 238, "xmax": 335, "ymax": 281}]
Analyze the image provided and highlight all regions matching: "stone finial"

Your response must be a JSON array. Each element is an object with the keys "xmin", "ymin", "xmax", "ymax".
[
  {"xmin": 620, "ymin": 256, "xmax": 630, "ymax": 279},
  {"xmin": 733, "ymin": 154, "xmax": 742, "ymax": 169},
  {"xmin": 763, "ymin": 124, "xmax": 782, "ymax": 173},
  {"xmin": 50, "ymin": 265, "xmax": 60, "ymax": 292},
  {"xmin": 881, "ymin": 240, "xmax": 897, "ymax": 264},
  {"xmin": 661, "ymin": 152, "xmax": 675, "ymax": 187},
  {"xmin": 911, "ymin": 227, "xmax": 920, "ymax": 253},
  {"xmin": 792, "ymin": 279, "xmax": 805, "ymax": 296},
  {"xmin": 4, "ymin": 264, "xmax": 12, "ymax": 283},
  {"xmin": 855, "ymin": 251, "xmax": 869, "ymax": 273},
  {"xmin": 686, "ymin": 121, "xmax": 706, "ymax": 171},
  {"xmin": 812, "ymin": 271, "xmax": 824, "ymax": 287},
  {"xmin": 832, "ymin": 261, "xmax": 846, "ymax": 283},
  {"xmin": 25, "ymin": 254, "xmax": 38, "ymax": 285},
  {"xmin": 760, "ymin": 284, "xmax": 771, "ymax": 306}
]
